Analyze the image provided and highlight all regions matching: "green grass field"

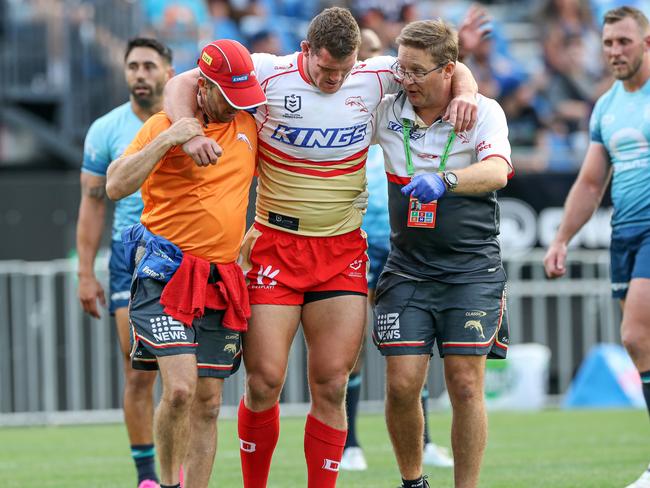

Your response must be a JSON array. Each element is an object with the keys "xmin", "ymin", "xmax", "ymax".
[{"xmin": 2, "ymin": 409, "xmax": 648, "ymax": 487}]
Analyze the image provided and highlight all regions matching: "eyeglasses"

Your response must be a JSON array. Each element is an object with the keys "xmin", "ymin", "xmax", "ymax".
[{"xmin": 392, "ymin": 61, "xmax": 447, "ymax": 82}]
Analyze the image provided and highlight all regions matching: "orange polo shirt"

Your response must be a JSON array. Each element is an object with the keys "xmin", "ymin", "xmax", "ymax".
[{"xmin": 122, "ymin": 111, "xmax": 257, "ymax": 263}]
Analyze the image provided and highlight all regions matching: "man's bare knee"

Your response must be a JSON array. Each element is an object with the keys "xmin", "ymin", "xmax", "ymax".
[
  {"xmin": 446, "ymin": 373, "xmax": 482, "ymax": 404},
  {"xmin": 621, "ymin": 322, "xmax": 649, "ymax": 359},
  {"xmin": 247, "ymin": 369, "xmax": 285, "ymax": 406},
  {"xmin": 164, "ymin": 382, "xmax": 195, "ymax": 409},
  {"xmin": 311, "ymin": 373, "xmax": 348, "ymax": 408},
  {"xmin": 195, "ymin": 395, "xmax": 222, "ymax": 422},
  {"xmin": 386, "ymin": 375, "xmax": 422, "ymax": 406}
]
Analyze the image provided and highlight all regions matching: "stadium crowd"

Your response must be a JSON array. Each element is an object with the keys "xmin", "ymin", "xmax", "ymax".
[{"xmin": 5, "ymin": 0, "xmax": 650, "ymax": 172}]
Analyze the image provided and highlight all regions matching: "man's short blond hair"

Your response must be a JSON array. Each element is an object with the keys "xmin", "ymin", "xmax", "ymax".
[
  {"xmin": 603, "ymin": 6, "xmax": 649, "ymax": 34},
  {"xmin": 397, "ymin": 19, "xmax": 458, "ymax": 65}
]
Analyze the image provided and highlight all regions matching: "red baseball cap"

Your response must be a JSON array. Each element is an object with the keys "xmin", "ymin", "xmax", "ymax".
[{"xmin": 197, "ymin": 39, "xmax": 267, "ymax": 110}]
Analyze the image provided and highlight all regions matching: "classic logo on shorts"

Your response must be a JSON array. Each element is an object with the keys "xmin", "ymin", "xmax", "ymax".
[
  {"xmin": 150, "ymin": 316, "xmax": 187, "ymax": 342},
  {"xmin": 376, "ymin": 312, "xmax": 400, "ymax": 340},
  {"xmin": 322, "ymin": 459, "xmax": 340, "ymax": 472}
]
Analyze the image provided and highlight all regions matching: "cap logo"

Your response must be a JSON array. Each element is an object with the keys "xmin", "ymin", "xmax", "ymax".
[
  {"xmin": 201, "ymin": 51, "xmax": 213, "ymax": 66},
  {"xmin": 232, "ymin": 74, "xmax": 249, "ymax": 83}
]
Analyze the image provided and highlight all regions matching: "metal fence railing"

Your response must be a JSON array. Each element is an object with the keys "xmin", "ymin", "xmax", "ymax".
[{"xmin": 0, "ymin": 249, "xmax": 622, "ymax": 425}]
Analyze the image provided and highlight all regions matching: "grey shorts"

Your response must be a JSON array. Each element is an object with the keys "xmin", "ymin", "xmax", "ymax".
[
  {"xmin": 129, "ymin": 277, "xmax": 242, "ymax": 378},
  {"xmin": 372, "ymin": 273, "xmax": 509, "ymax": 358}
]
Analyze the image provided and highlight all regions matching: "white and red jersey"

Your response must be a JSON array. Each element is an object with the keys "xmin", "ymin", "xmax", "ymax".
[
  {"xmin": 373, "ymin": 92, "xmax": 512, "ymax": 180},
  {"xmin": 251, "ymin": 52, "xmax": 399, "ymax": 236}
]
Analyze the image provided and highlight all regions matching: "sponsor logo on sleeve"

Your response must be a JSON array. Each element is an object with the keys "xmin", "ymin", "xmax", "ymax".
[{"xmin": 476, "ymin": 140, "xmax": 492, "ymax": 153}]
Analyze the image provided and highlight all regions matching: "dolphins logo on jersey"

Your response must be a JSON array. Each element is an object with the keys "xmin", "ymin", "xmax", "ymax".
[
  {"xmin": 237, "ymin": 133, "xmax": 252, "ymax": 151},
  {"xmin": 345, "ymin": 96, "xmax": 368, "ymax": 113}
]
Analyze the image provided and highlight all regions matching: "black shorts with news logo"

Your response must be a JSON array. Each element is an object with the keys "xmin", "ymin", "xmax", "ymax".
[
  {"xmin": 129, "ymin": 277, "xmax": 242, "ymax": 379},
  {"xmin": 372, "ymin": 272, "xmax": 509, "ymax": 358}
]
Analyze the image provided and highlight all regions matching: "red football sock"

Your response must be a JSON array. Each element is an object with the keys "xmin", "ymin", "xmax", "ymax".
[
  {"xmin": 304, "ymin": 414, "xmax": 347, "ymax": 488},
  {"xmin": 238, "ymin": 397, "xmax": 280, "ymax": 488}
]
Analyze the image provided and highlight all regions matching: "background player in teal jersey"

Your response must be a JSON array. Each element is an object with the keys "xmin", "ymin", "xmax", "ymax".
[
  {"xmin": 340, "ymin": 27, "xmax": 453, "ymax": 473},
  {"xmin": 543, "ymin": 7, "xmax": 650, "ymax": 488},
  {"xmin": 76, "ymin": 38, "xmax": 173, "ymax": 488}
]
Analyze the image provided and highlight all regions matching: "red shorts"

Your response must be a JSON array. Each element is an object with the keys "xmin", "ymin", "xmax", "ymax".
[{"xmin": 240, "ymin": 223, "xmax": 368, "ymax": 305}]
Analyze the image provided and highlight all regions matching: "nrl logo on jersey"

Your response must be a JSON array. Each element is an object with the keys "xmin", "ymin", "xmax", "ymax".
[{"xmin": 284, "ymin": 94, "xmax": 302, "ymax": 113}]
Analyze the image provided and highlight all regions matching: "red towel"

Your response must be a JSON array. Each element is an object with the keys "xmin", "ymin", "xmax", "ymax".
[{"xmin": 160, "ymin": 253, "xmax": 250, "ymax": 332}]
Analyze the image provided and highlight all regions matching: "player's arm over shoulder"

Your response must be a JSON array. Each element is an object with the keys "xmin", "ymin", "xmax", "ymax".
[{"xmin": 106, "ymin": 114, "xmax": 200, "ymax": 201}]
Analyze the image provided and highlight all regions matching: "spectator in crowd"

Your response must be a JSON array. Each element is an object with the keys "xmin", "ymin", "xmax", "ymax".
[
  {"xmin": 205, "ymin": 0, "xmax": 245, "ymax": 44},
  {"xmin": 499, "ymin": 76, "xmax": 549, "ymax": 172},
  {"xmin": 76, "ymin": 38, "xmax": 174, "ymax": 488},
  {"xmin": 141, "ymin": 0, "xmax": 211, "ymax": 73},
  {"xmin": 539, "ymin": 0, "xmax": 602, "ymax": 79},
  {"xmin": 542, "ymin": 31, "xmax": 610, "ymax": 170},
  {"xmin": 352, "ymin": 0, "xmax": 418, "ymax": 53},
  {"xmin": 248, "ymin": 29, "xmax": 283, "ymax": 56}
]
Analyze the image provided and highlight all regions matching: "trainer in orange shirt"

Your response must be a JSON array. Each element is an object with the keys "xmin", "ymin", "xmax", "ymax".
[{"xmin": 106, "ymin": 39, "xmax": 266, "ymax": 488}]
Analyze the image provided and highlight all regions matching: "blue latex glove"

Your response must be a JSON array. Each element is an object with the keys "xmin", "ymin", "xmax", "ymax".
[{"xmin": 400, "ymin": 173, "xmax": 446, "ymax": 203}]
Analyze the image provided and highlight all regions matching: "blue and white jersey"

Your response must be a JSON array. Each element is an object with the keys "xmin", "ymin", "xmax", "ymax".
[
  {"xmin": 82, "ymin": 102, "xmax": 144, "ymax": 241},
  {"xmin": 590, "ymin": 80, "xmax": 650, "ymax": 229},
  {"xmin": 361, "ymin": 145, "xmax": 390, "ymax": 246}
]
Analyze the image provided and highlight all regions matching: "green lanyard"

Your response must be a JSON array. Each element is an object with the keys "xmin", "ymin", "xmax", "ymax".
[{"xmin": 402, "ymin": 119, "xmax": 456, "ymax": 177}]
